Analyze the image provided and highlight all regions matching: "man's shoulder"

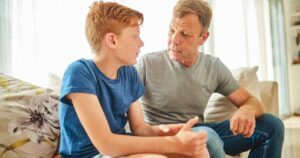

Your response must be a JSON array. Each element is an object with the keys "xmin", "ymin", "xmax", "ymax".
[
  {"xmin": 199, "ymin": 52, "xmax": 221, "ymax": 67},
  {"xmin": 200, "ymin": 52, "xmax": 218, "ymax": 60}
]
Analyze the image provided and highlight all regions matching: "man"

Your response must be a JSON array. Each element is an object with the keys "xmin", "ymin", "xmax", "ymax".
[{"xmin": 136, "ymin": 0, "xmax": 284, "ymax": 157}]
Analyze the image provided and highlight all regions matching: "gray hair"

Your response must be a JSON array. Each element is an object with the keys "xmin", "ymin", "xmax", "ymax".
[{"xmin": 173, "ymin": 0, "xmax": 212, "ymax": 30}]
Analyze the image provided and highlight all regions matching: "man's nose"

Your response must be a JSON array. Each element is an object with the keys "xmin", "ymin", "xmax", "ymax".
[{"xmin": 171, "ymin": 32, "xmax": 181, "ymax": 45}]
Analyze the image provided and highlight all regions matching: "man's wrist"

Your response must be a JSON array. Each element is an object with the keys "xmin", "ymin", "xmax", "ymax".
[
  {"xmin": 152, "ymin": 125, "xmax": 163, "ymax": 136},
  {"xmin": 239, "ymin": 105, "xmax": 256, "ymax": 115}
]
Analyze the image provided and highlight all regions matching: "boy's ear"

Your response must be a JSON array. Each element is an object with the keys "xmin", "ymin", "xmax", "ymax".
[{"xmin": 104, "ymin": 33, "xmax": 117, "ymax": 49}]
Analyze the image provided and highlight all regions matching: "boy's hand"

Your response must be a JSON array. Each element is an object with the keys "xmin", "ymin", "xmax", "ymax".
[{"xmin": 174, "ymin": 116, "xmax": 207, "ymax": 156}]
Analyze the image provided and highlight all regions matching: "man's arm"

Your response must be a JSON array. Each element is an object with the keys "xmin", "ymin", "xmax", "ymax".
[
  {"xmin": 227, "ymin": 86, "xmax": 265, "ymax": 117},
  {"xmin": 227, "ymin": 86, "xmax": 265, "ymax": 137}
]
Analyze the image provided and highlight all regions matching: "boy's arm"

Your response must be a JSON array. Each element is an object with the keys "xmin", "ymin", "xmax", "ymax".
[
  {"xmin": 68, "ymin": 93, "xmax": 203, "ymax": 157},
  {"xmin": 127, "ymin": 101, "xmax": 184, "ymax": 136}
]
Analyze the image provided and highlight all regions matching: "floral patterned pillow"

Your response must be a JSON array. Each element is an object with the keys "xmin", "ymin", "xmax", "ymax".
[{"xmin": 0, "ymin": 73, "xmax": 59, "ymax": 158}]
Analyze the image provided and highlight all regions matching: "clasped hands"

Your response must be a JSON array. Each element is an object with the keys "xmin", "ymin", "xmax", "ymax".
[{"xmin": 156, "ymin": 116, "xmax": 207, "ymax": 156}]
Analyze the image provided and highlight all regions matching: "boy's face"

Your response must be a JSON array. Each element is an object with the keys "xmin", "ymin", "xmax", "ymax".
[{"xmin": 115, "ymin": 25, "xmax": 144, "ymax": 65}]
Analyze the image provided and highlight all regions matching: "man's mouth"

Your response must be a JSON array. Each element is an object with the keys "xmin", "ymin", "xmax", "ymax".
[{"xmin": 170, "ymin": 49, "xmax": 181, "ymax": 54}]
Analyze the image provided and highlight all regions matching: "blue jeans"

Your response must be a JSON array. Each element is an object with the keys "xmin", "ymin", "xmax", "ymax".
[
  {"xmin": 197, "ymin": 113, "xmax": 285, "ymax": 158},
  {"xmin": 192, "ymin": 126, "xmax": 226, "ymax": 158}
]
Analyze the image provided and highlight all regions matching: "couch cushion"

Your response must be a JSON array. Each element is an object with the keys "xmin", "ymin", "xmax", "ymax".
[
  {"xmin": 204, "ymin": 66, "xmax": 260, "ymax": 122},
  {"xmin": 0, "ymin": 73, "xmax": 59, "ymax": 158},
  {"xmin": 48, "ymin": 72, "xmax": 62, "ymax": 96},
  {"xmin": 259, "ymin": 81, "xmax": 278, "ymax": 115}
]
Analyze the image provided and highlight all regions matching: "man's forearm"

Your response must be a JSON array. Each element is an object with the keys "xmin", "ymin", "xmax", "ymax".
[{"xmin": 240, "ymin": 96, "xmax": 265, "ymax": 117}]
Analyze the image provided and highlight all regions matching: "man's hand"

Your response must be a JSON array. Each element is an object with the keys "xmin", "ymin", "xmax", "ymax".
[
  {"xmin": 230, "ymin": 106, "xmax": 256, "ymax": 138},
  {"xmin": 175, "ymin": 116, "xmax": 207, "ymax": 156},
  {"xmin": 156, "ymin": 123, "xmax": 184, "ymax": 136}
]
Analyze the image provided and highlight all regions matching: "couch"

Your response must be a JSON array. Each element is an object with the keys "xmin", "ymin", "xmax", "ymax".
[
  {"xmin": 0, "ymin": 66, "xmax": 278, "ymax": 158},
  {"xmin": 0, "ymin": 73, "xmax": 59, "ymax": 158}
]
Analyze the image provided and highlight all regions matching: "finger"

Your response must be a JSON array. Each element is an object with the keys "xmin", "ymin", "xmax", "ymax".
[
  {"xmin": 182, "ymin": 116, "xmax": 199, "ymax": 131},
  {"xmin": 230, "ymin": 118, "xmax": 238, "ymax": 135},
  {"xmin": 167, "ymin": 124, "xmax": 184, "ymax": 131},
  {"xmin": 198, "ymin": 143, "xmax": 207, "ymax": 152},
  {"xmin": 242, "ymin": 120, "xmax": 250, "ymax": 136},
  {"xmin": 158, "ymin": 124, "xmax": 170, "ymax": 133},
  {"xmin": 245, "ymin": 123, "xmax": 255, "ymax": 138},
  {"xmin": 195, "ymin": 143, "xmax": 207, "ymax": 155},
  {"xmin": 198, "ymin": 131, "xmax": 208, "ymax": 140},
  {"xmin": 238, "ymin": 120, "xmax": 245, "ymax": 134},
  {"xmin": 168, "ymin": 124, "xmax": 184, "ymax": 135}
]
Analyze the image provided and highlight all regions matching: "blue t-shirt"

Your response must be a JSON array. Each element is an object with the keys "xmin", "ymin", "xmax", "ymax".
[{"xmin": 59, "ymin": 59, "xmax": 145, "ymax": 158}]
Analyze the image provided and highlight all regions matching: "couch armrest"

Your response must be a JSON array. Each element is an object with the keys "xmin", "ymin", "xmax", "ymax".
[{"xmin": 259, "ymin": 81, "xmax": 279, "ymax": 116}]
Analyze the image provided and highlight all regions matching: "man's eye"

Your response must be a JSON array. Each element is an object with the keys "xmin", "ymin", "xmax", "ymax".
[{"xmin": 181, "ymin": 32, "xmax": 189, "ymax": 36}]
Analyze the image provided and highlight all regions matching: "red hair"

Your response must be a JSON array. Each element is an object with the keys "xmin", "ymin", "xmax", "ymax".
[{"xmin": 85, "ymin": 1, "xmax": 143, "ymax": 54}]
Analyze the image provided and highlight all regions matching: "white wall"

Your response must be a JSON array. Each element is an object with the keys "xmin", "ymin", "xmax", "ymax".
[{"xmin": 283, "ymin": 0, "xmax": 300, "ymax": 114}]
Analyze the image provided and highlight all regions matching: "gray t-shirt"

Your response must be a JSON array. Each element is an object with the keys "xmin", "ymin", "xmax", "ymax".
[{"xmin": 135, "ymin": 50, "xmax": 239, "ymax": 124}]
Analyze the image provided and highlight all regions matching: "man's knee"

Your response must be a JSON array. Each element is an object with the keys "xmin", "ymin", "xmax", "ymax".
[
  {"xmin": 258, "ymin": 113, "xmax": 285, "ymax": 141},
  {"xmin": 192, "ymin": 126, "xmax": 225, "ymax": 158}
]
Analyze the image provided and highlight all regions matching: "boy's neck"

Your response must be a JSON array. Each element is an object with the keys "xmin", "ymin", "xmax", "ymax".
[{"xmin": 93, "ymin": 54, "xmax": 120, "ymax": 80}]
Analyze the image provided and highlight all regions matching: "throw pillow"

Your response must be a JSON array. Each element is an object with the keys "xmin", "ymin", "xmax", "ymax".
[
  {"xmin": 0, "ymin": 74, "xmax": 59, "ymax": 158},
  {"xmin": 204, "ymin": 66, "xmax": 260, "ymax": 122},
  {"xmin": 47, "ymin": 72, "xmax": 62, "ymax": 96}
]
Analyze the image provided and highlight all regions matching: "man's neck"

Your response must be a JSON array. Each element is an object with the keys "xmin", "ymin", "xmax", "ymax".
[{"xmin": 179, "ymin": 53, "xmax": 199, "ymax": 67}]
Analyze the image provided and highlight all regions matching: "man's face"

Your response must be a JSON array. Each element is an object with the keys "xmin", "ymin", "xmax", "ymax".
[{"xmin": 168, "ymin": 14, "xmax": 208, "ymax": 65}]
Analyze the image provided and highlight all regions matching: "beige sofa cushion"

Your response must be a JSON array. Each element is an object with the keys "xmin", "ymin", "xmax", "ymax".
[
  {"xmin": 259, "ymin": 81, "xmax": 278, "ymax": 115},
  {"xmin": 0, "ymin": 74, "xmax": 59, "ymax": 158},
  {"xmin": 204, "ymin": 66, "xmax": 260, "ymax": 122},
  {"xmin": 48, "ymin": 72, "xmax": 62, "ymax": 96}
]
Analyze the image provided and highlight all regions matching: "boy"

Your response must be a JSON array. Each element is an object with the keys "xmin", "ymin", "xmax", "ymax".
[{"xmin": 59, "ymin": 1, "xmax": 209, "ymax": 158}]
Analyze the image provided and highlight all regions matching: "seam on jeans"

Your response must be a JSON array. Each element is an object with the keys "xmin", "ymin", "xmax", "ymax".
[
  {"xmin": 254, "ymin": 131, "xmax": 270, "ymax": 158},
  {"xmin": 262, "ymin": 139, "xmax": 269, "ymax": 158},
  {"xmin": 220, "ymin": 130, "xmax": 270, "ymax": 139}
]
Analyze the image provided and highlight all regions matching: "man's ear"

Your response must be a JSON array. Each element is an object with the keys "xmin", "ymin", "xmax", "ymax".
[
  {"xmin": 104, "ymin": 33, "xmax": 117, "ymax": 49},
  {"xmin": 199, "ymin": 31, "xmax": 209, "ymax": 45}
]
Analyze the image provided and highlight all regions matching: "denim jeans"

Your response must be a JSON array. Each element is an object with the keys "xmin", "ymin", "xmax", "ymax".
[
  {"xmin": 192, "ymin": 126, "xmax": 226, "ymax": 158},
  {"xmin": 197, "ymin": 113, "xmax": 285, "ymax": 158}
]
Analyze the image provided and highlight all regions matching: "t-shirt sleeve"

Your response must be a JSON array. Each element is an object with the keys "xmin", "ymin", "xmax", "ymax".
[
  {"xmin": 60, "ymin": 60, "xmax": 97, "ymax": 105},
  {"xmin": 214, "ymin": 59, "xmax": 239, "ymax": 96}
]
